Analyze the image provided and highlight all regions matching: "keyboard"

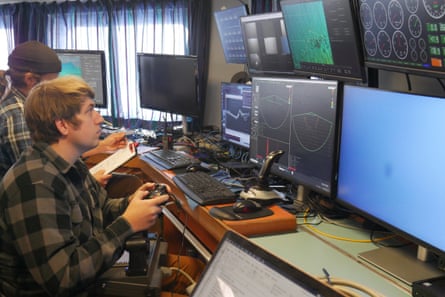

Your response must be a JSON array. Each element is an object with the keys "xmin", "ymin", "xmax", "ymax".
[
  {"xmin": 173, "ymin": 171, "xmax": 238, "ymax": 205},
  {"xmin": 141, "ymin": 149, "xmax": 196, "ymax": 170}
]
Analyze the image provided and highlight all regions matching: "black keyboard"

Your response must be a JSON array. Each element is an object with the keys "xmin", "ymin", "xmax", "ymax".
[
  {"xmin": 173, "ymin": 171, "xmax": 238, "ymax": 205},
  {"xmin": 141, "ymin": 149, "xmax": 196, "ymax": 170}
]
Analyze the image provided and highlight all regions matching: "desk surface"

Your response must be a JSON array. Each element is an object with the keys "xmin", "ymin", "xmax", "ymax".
[
  {"xmin": 252, "ymin": 223, "xmax": 411, "ymax": 297},
  {"xmin": 88, "ymin": 153, "xmax": 414, "ymax": 297}
]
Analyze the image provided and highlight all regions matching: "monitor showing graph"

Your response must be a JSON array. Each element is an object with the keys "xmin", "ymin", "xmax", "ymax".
[
  {"xmin": 220, "ymin": 82, "xmax": 252, "ymax": 148},
  {"xmin": 249, "ymin": 77, "xmax": 340, "ymax": 197}
]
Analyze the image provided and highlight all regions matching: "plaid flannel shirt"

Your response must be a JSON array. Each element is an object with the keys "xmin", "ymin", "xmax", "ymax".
[{"xmin": 0, "ymin": 142, "xmax": 133, "ymax": 296}]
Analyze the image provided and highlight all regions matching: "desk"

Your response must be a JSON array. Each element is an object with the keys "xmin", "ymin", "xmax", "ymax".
[
  {"xmin": 87, "ymin": 154, "xmax": 413, "ymax": 297},
  {"xmin": 252, "ymin": 223, "xmax": 412, "ymax": 297}
]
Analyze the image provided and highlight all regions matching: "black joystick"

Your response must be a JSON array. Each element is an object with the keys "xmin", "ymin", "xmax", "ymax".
[
  {"xmin": 146, "ymin": 184, "xmax": 168, "ymax": 199},
  {"xmin": 240, "ymin": 150, "xmax": 285, "ymax": 203}
]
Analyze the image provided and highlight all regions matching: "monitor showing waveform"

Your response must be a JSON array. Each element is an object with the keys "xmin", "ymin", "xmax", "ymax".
[
  {"xmin": 249, "ymin": 77, "xmax": 340, "ymax": 197},
  {"xmin": 220, "ymin": 82, "xmax": 252, "ymax": 148}
]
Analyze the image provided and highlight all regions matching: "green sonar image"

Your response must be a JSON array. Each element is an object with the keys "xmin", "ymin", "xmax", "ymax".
[
  {"xmin": 284, "ymin": 1, "xmax": 333, "ymax": 67},
  {"xmin": 59, "ymin": 56, "xmax": 82, "ymax": 77}
]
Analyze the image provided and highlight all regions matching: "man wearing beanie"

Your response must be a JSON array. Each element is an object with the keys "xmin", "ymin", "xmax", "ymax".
[
  {"xmin": 0, "ymin": 41, "xmax": 61, "ymax": 178},
  {"xmin": 0, "ymin": 41, "xmax": 127, "ymax": 181}
]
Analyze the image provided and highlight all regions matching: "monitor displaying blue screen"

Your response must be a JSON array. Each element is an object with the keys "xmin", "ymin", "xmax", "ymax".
[
  {"xmin": 214, "ymin": 5, "xmax": 248, "ymax": 64},
  {"xmin": 338, "ymin": 85, "xmax": 445, "ymax": 260}
]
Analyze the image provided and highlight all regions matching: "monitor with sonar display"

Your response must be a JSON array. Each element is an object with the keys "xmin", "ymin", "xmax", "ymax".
[
  {"xmin": 281, "ymin": 0, "xmax": 366, "ymax": 82},
  {"xmin": 56, "ymin": 49, "xmax": 108, "ymax": 108}
]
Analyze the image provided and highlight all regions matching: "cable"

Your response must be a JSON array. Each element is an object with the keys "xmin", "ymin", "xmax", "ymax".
[
  {"xmin": 303, "ymin": 209, "xmax": 396, "ymax": 243},
  {"xmin": 161, "ymin": 266, "xmax": 196, "ymax": 296},
  {"xmin": 318, "ymin": 276, "xmax": 385, "ymax": 297}
]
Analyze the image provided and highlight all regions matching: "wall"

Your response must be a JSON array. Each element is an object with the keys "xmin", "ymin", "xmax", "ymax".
[{"xmin": 203, "ymin": 0, "xmax": 247, "ymax": 130}]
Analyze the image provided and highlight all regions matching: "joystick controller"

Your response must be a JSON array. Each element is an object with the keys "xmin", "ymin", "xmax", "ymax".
[
  {"xmin": 146, "ymin": 184, "xmax": 169, "ymax": 205},
  {"xmin": 240, "ymin": 150, "xmax": 285, "ymax": 203},
  {"xmin": 146, "ymin": 184, "xmax": 168, "ymax": 198}
]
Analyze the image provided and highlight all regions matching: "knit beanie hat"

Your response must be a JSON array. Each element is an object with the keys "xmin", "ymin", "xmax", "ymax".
[{"xmin": 8, "ymin": 41, "xmax": 61, "ymax": 74}]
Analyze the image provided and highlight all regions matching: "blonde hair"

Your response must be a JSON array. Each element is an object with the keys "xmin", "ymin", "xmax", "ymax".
[{"xmin": 25, "ymin": 75, "xmax": 95, "ymax": 144}]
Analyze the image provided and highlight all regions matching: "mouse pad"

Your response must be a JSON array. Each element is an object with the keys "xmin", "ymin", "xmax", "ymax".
[{"xmin": 209, "ymin": 206, "xmax": 274, "ymax": 221}]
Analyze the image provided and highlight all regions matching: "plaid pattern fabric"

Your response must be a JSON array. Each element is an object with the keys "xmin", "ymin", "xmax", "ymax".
[
  {"xmin": 0, "ymin": 87, "xmax": 32, "ymax": 178},
  {"xmin": 0, "ymin": 71, "xmax": 7, "ymax": 99},
  {"xmin": 0, "ymin": 142, "xmax": 133, "ymax": 296}
]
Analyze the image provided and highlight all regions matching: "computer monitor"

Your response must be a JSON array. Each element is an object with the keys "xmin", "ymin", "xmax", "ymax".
[
  {"xmin": 240, "ymin": 12, "xmax": 294, "ymax": 76},
  {"xmin": 280, "ymin": 0, "xmax": 366, "ymax": 82},
  {"xmin": 191, "ymin": 231, "xmax": 345, "ymax": 297},
  {"xmin": 56, "ymin": 49, "xmax": 108, "ymax": 108},
  {"xmin": 137, "ymin": 53, "xmax": 200, "ymax": 118},
  {"xmin": 358, "ymin": 0, "xmax": 445, "ymax": 78},
  {"xmin": 214, "ymin": 5, "xmax": 248, "ymax": 64},
  {"xmin": 337, "ymin": 85, "xmax": 445, "ymax": 284},
  {"xmin": 249, "ymin": 77, "xmax": 340, "ymax": 197},
  {"xmin": 220, "ymin": 82, "xmax": 252, "ymax": 148}
]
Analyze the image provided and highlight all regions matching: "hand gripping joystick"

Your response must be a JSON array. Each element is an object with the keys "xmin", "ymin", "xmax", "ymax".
[{"xmin": 146, "ymin": 184, "xmax": 168, "ymax": 199}]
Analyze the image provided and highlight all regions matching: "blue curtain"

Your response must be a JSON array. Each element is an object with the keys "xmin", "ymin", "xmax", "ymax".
[
  {"xmin": 251, "ymin": 0, "xmax": 280, "ymax": 14},
  {"xmin": 0, "ymin": 0, "xmax": 210, "ymax": 130}
]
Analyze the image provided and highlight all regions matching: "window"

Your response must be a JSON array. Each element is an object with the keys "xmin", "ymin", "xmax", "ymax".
[{"xmin": 0, "ymin": 9, "xmax": 14, "ymax": 70}]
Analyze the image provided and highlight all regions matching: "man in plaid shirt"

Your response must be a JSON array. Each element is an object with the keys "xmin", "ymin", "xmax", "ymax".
[
  {"xmin": 0, "ymin": 41, "xmax": 128, "ymax": 185},
  {"xmin": 0, "ymin": 75, "xmax": 170, "ymax": 296}
]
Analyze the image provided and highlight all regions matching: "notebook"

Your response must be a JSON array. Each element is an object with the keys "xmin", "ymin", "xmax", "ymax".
[{"xmin": 191, "ymin": 231, "xmax": 345, "ymax": 297}]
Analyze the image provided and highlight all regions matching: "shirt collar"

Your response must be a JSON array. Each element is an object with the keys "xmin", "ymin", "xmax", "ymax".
[{"xmin": 33, "ymin": 142, "xmax": 84, "ymax": 175}]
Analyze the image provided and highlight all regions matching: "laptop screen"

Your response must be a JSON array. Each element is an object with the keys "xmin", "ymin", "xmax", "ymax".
[{"xmin": 191, "ymin": 231, "xmax": 344, "ymax": 297}]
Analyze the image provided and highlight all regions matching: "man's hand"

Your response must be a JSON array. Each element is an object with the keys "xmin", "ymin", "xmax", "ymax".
[
  {"xmin": 82, "ymin": 132, "xmax": 127, "ymax": 158},
  {"xmin": 93, "ymin": 169, "xmax": 112, "ymax": 187},
  {"xmin": 122, "ymin": 183, "xmax": 170, "ymax": 232}
]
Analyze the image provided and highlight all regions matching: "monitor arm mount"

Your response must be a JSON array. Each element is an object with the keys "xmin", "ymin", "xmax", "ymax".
[{"xmin": 240, "ymin": 150, "xmax": 285, "ymax": 204}]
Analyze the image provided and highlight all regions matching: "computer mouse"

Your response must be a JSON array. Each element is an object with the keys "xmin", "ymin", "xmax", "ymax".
[
  {"xmin": 232, "ymin": 199, "xmax": 263, "ymax": 214},
  {"xmin": 186, "ymin": 163, "xmax": 210, "ymax": 173}
]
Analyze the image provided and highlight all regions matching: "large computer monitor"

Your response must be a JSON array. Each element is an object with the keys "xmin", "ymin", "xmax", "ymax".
[
  {"xmin": 240, "ymin": 12, "xmax": 294, "ymax": 76},
  {"xmin": 137, "ymin": 53, "xmax": 200, "ymax": 118},
  {"xmin": 249, "ymin": 77, "xmax": 340, "ymax": 197},
  {"xmin": 220, "ymin": 82, "xmax": 252, "ymax": 148},
  {"xmin": 280, "ymin": 0, "xmax": 366, "ymax": 82},
  {"xmin": 56, "ymin": 49, "xmax": 108, "ymax": 108},
  {"xmin": 214, "ymin": 5, "xmax": 248, "ymax": 64},
  {"xmin": 337, "ymin": 85, "xmax": 445, "ymax": 284},
  {"xmin": 358, "ymin": 0, "xmax": 445, "ymax": 78}
]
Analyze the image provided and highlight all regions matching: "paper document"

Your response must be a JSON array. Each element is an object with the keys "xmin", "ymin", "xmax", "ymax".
[{"xmin": 89, "ymin": 141, "xmax": 137, "ymax": 175}]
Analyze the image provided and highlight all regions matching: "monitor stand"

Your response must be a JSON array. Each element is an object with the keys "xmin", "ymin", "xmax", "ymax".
[
  {"xmin": 293, "ymin": 185, "xmax": 308, "ymax": 212},
  {"xmin": 358, "ymin": 245, "xmax": 445, "ymax": 285},
  {"xmin": 181, "ymin": 116, "xmax": 190, "ymax": 136}
]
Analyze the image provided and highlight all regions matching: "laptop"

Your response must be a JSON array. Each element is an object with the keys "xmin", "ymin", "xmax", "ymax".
[{"xmin": 190, "ymin": 231, "xmax": 346, "ymax": 297}]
